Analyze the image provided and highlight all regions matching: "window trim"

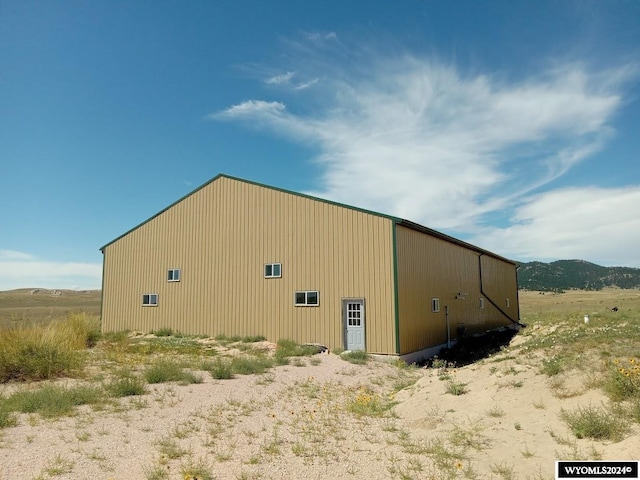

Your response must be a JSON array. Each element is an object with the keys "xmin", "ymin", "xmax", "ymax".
[
  {"xmin": 142, "ymin": 293, "xmax": 158, "ymax": 307},
  {"xmin": 295, "ymin": 290, "xmax": 319, "ymax": 306},
  {"xmin": 431, "ymin": 297, "xmax": 440, "ymax": 313},
  {"xmin": 167, "ymin": 268, "xmax": 181, "ymax": 282},
  {"xmin": 264, "ymin": 263, "xmax": 282, "ymax": 278}
]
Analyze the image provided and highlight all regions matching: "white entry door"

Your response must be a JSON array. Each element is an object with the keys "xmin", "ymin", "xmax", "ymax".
[{"xmin": 344, "ymin": 299, "xmax": 365, "ymax": 351}]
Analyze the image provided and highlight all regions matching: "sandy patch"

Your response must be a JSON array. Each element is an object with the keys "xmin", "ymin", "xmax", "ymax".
[{"xmin": 1, "ymin": 346, "xmax": 638, "ymax": 480}]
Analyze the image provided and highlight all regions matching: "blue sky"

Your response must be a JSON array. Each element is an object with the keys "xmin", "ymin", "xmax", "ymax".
[{"xmin": 1, "ymin": 1, "xmax": 639, "ymax": 290}]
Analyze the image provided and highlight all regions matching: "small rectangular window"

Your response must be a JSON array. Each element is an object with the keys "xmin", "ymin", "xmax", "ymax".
[
  {"xmin": 167, "ymin": 268, "xmax": 181, "ymax": 282},
  {"xmin": 431, "ymin": 298, "xmax": 440, "ymax": 313},
  {"xmin": 295, "ymin": 291, "xmax": 319, "ymax": 306},
  {"xmin": 264, "ymin": 263, "xmax": 282, "ymax": 278},
  {"xmin": 142, "ymin": 294, "xmax": 158, "ymax": 306},
  {"xmin": 479, "ymin": 297, "xmax": 485, "ymax": 309}
]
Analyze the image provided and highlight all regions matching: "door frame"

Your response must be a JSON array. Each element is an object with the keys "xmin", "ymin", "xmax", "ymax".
[{"xmin": 342, "ymin": 298, "xmax": 366, "ymax": 351}]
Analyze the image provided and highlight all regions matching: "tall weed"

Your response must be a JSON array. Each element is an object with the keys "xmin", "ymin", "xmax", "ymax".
[
  {"xmin": 561, "ymin": 405, "xmax": 629, "ymax": 441},
  {"xmin": 603, "ymin": 358, "xmax": 640, "ymax": 401},
  {"xmin": 0, "ymin": 314, "xmax": 98, "ymax": 382}
]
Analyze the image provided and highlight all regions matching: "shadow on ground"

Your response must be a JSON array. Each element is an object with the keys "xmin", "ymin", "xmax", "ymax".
[{"xmin": 422, "ymin": 327, "xmax": 520, "ymax": 368}]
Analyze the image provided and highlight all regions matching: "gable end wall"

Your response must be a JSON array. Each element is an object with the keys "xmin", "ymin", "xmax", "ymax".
[{"xmin": 101, "ymin": 176, "xmax": 397, "ymax": 353}]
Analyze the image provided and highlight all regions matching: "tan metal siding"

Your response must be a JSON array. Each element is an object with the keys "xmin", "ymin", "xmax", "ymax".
[
  {"xmin": 102, "ymin": 177, "xmax": 396, "ymax": 353},
  {"xmin": 395, "ymin": 225, "xmax": 517, "ymax": 355},
  {"xmin": 479, "ymin": 254, "xmax": 519, "ymax": 328}
]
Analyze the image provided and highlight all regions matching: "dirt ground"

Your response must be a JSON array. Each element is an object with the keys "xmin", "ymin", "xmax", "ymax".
[{"xmin": 1, "ymin": 289, "xmax": 639, "ymax": 479}]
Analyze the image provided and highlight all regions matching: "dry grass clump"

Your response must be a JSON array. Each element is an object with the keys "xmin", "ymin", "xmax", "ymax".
[
  {"xmin": 340, "ymin": 350, "xmax": 370, "ymax": 364},
  {"xmin": 201, "ymin": 358, "xmax": 234, "ymax": 379},
  {"xmin": 0, "ymin": 313, "xmax": 99, "ymax": 382},
  {"xmin": 0, "ymin": 404, "xmax": 17, "ymax": 429},
  {"xmin": 560, "ymin": 404, "xmax": 629, "ymax": 441},
  {"xmin": 274, "ymin": 338, "xmax": 321, "ymax": 365},
  {"xmin": 144, "ymin": 359, "xmax": 203, "ymax": 385},
  {"xmin": 106, "ymin": 374, "xmax": 147, "ymax": 397},
  {"xmin": 1, "ymin": 384, "xmax": 104, "ymax": 418}
]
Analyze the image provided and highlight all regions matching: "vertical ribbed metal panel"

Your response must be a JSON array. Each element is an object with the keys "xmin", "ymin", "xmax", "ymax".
[
  {"xmin": 479, "ymin": 254, "xmax": 519, "ymax": 329},
  {"xmin": 101, "ymin": 176, "xmax": 396, "ymax": 353},
  {"xmin": 395, "ymin": 225, "xmax": 517, "ymax": 355}
]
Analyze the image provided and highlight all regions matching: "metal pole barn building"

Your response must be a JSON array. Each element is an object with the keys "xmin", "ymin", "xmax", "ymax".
[{"xmin": 100, "ymin": 174, "xmax": 520, "ymax": 361}]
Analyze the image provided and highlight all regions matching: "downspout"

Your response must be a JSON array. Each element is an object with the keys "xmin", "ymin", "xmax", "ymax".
[
  {"xmin": 445, "ymin": 305, "xmax": 451, "ymax": 348},
  {"xmin": 392, "ymin": 221, "xmax": 401, "ymax": 355},
  {"xmin": 479, "ymin": 254, "xmax": 526, "ymax": 328}
]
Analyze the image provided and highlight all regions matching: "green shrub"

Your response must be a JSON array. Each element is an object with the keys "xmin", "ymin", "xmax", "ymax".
[
  {"xmin": 446, "ymin": 379, "xmax": 468, "ymax": 396},
  {"xmin": 153, "ymin": 328, "xmax": 174, "ymax": 337},
  {"xmin": 230, "ymin": 355, "xmax": 273, "ymax": 375},
  {"xmin": 144, "ymin": 465, "xmax": 170, "ymax": 480},
  {"xmin": 202, "ymin": 358, "xmax": 234, "ymax": 380},
  {"xmin": 340, "ymin": 350, "xmax": 369, "ymax": 365},
  {"xmin": 180, "ymin": 457, "xmax": 215, "ymax": 480},
  {"xmin": 274, "ymin": 339, "xmax": 316, "ymax": 365},
  {"xmin": 214, "ymin": 334, "xmax": 242, "ymax": 345},
  {"xmin": 125, "ymin": 335, "xmax": 203, "ymax": 356},
  {"xmin": 144, "ymin": 359, "xmax": 202, "ymax": 384},
  {"xmin": 347, "ymin": 387, "xmax": 394, "ymax": 417},
  {"xmin": 603, "ymin": 358, "xmax": 640, "ymax": 401},
  {"xmin": 241, "ymin": 335, "xmax": 267, "ymax": 343},
  {"xmin": 0, "ymin": 402, "xmax": 17, "ymax": 429},
  {"xmin": 5, "ymin": 384, "xmax": 103, "ymax": 418},
  {"xmin": 561, "ymin": 405, "xmax": 629, "ymax": 441},
  {"xmin": 107, "ymin": 375, "xmax": 147, "ymax": 397},
  {"xmin": 541, "ymin": 356, "xmax": 564, "ymax": 376}
]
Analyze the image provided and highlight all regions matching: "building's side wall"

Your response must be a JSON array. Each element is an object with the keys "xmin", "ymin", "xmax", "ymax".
[
  {"xmin": 395, "ymin": 225, "xmax": 517, "ymax": 355},
  {"xmin": 479, "ymin": 253, "xmax": 520, "ymax": 325},
  {"xmin": 101, "ymin": 177, "xmax": 396, "ymax": 353}
]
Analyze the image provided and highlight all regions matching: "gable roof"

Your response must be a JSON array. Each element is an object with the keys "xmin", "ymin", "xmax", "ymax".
[{"xmin": 99, "ymin": 173, "xmax": 515, "ymax": 265}]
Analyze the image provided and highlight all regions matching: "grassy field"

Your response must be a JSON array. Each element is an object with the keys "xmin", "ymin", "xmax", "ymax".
[
  {"xmin": 0, "ymin": 288, "xmax": 101, "ymax": 328},
  {"xmin": 519, "ymin": 287, "xmax": 640, "ymax": 316}
]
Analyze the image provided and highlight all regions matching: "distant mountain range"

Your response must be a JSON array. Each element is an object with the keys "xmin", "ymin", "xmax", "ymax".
[{"xmin": 517, "ymin": 260, "xmax": 640, "ymax": 292}]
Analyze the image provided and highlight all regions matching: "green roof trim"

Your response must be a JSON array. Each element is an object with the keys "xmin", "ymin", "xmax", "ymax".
[
  {"xmin": 99, "ymin": 173, "xmax": 401, "ymax": 251},
  {"xmin": 99, "ymin": 173, "xmax": 516, "ymax": 266}
]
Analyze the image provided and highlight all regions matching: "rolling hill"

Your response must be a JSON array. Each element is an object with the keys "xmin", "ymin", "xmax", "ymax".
[{"xmin": 517, "ymin": 259, "xmax": 640, "ymax": 292}]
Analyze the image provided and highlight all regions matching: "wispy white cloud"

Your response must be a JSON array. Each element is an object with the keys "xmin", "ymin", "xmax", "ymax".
[
  {"xmin": 265, "ymin": 71, "xmax": 295, "ymax": 85},
  {"xmin": 0, "ymin": 249, "xmax": 35, "ymax": 261},
  {"xmin": 0, "ymin": 250, "xmax": 102, "ymax": 291},
  {"xmin": 212, "ymin": 37, "xmax": 638, "ymax": 266},
  {"xmin": 215, "ymin": 100, "xmax": 286, "ymax": 118},
  {"xmin": 472, "ymin": 186, "xmax": 640, "ymax": 267},
  {"xmin": 294, "ymin": 78, "xmax": 319, "ymax": 90},
  {"xmin": 304, "ymin": 31, "xmax": 338, "ymax": 43}
]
